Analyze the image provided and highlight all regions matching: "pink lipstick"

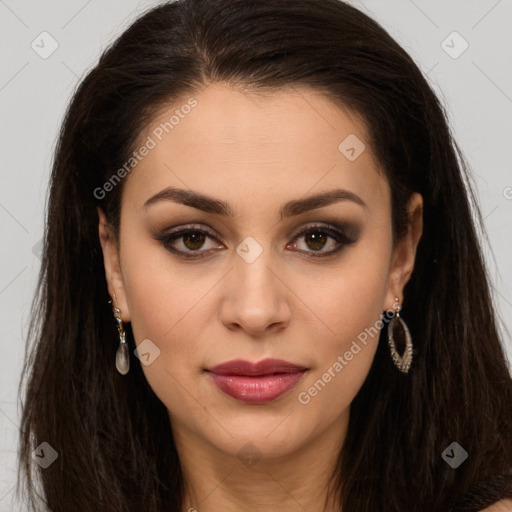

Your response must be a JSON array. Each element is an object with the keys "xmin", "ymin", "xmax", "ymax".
[{"xmin": 206, "ymin": 358, "xmax": 307, "ymax": 404}]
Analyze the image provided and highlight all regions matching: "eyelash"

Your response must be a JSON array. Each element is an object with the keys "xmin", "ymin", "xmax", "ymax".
[{"xmin": 155, "ymin": 222, "xmax": 358, "ymax": 260}]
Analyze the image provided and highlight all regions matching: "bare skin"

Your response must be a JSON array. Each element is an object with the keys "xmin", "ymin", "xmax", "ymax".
[
  {"xmin": 481, "ymin": 500, "xmax": 512, "ymax": 511},
  {"xmin": 98, "ymin": 83, "xmax": 423, "ymax": 512}
]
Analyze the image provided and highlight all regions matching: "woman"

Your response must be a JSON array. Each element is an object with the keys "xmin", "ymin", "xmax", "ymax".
[{"xmin": 17, "ymin": 0, "xmax": 512, "ymax": 510}]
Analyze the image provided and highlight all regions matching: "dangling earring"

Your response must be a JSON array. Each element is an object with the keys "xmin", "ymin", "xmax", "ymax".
[
  {"xmin": 388, "ymin": 297, "xmax": 413, "ymax": 373},
  {"xmin": 109, "ymin": 297, "xmax": 130, "ymax": 375}
]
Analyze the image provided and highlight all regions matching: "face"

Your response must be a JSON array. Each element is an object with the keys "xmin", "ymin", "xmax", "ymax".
[{"xmin": 99, "ymin": 83, "xmax": 422, "ymax": 461}]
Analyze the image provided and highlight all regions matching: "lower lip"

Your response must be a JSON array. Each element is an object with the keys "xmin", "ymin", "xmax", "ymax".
[{"xmin": 207, "ymin": 371, "xmax": 306, "ymax": 404}]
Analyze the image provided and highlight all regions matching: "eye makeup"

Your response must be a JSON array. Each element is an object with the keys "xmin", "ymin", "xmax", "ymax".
[{"xmin": 153, "ymin": 220, "xmax": 361, "ymax": 261}]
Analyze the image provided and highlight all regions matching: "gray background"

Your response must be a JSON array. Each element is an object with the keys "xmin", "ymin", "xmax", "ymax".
[{"xmin": 1, "ymin": 1, "xmax": 511, "ymax": 510}]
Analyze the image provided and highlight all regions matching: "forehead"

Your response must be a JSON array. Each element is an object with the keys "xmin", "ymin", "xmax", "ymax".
[{"xmin": 122, "ymin": 83, "xmax": 389, "ymax": 215}]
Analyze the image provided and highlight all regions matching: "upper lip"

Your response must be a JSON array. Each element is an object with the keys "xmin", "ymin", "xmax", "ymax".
[{"xmin": 207, "ymin": 358, "xmax": 308, "ymax": 376}]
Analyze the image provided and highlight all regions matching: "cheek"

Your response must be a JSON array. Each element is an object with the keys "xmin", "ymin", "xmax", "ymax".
[
  {"xmin": 116, "ymin": 226, "xmax": 197, "ymax": 374},
  {"xmin": 119, "ymin": 217, "xmax": 206, "ymax": 337},
  {"xmin": 293, "ymin": 295, "xmax": 385, "ymax": 419},
  {"xmin": 120, "ymin": 253, "xmax": 211, "ymax": 415},
  {"xmin": 121, "ymin": 249, "xmax": 208, "ymax": 361},
  {"xmin": 291, "ymin": 238, "xmax": 391, "ymax": 408},
  {"xmin": 294, "ymin": 240, "xmax": 391, "ymax": 347}
]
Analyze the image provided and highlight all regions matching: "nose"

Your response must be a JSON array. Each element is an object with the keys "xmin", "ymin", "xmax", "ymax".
[{"xmin": 219, "ymin": 251, "xmax": 291, "ymax": 337}]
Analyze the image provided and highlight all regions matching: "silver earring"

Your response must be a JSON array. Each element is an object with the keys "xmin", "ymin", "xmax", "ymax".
[
  {"xmin": 109, "ymin": 298, "xmax": 130, "ymax": 375},
  {"xmin": 388, "ymin": 298, "xmax": 413, "ymax": 373}
]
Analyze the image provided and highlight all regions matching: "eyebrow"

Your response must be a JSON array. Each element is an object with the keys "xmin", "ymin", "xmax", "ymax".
[{"xmin": 143, "ymin": 186, "xmax": 367, "ymax": 220}]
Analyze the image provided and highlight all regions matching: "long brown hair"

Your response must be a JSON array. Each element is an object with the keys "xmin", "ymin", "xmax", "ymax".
[{"xmin": 17, "ymin": 0, "xmax": 512, "ymax": 510}]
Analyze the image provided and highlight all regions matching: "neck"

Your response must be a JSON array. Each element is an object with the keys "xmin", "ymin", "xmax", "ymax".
[{"xmin": 172, "ymin": 411, "xmax": 348, "ymax": 512}]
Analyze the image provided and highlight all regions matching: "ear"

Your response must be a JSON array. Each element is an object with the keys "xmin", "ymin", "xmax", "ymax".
[
  {"xmin": 97, "ymin": 207, "xmax": 131, "ymax": 322},
  {"xmin": 384, "ymin": 192, "xmax": 423, "ymax": 311}
]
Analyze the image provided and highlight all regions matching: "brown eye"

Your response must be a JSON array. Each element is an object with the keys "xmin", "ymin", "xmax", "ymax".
[
  {"xmin": 182, "ymin": 231, "xmax": 207, "ymax": 250},
  {"xmin": 303, "ymin": 230, "xmax": 329, "ymax": 251},
  {"xmin": 289, "ymin": 224, "xmax": 358, "ymax": 257},
  {"xmin": 156, "ymin": 225, "xmax": 223, "ymax": 258}
]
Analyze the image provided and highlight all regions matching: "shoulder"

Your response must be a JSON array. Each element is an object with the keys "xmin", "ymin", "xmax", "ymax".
[{"xmin": 480, "ymin": 499, "xmax": 512, "ymax": 511}]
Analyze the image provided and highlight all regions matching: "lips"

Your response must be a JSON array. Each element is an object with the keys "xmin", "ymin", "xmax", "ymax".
[
  {"xmin": 208, "ymin": 358, "xmax": 307, "ymax": 376},
  {"xmin": 206, "ymin": 358, "xmax": 308, "ymax": 404}
]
